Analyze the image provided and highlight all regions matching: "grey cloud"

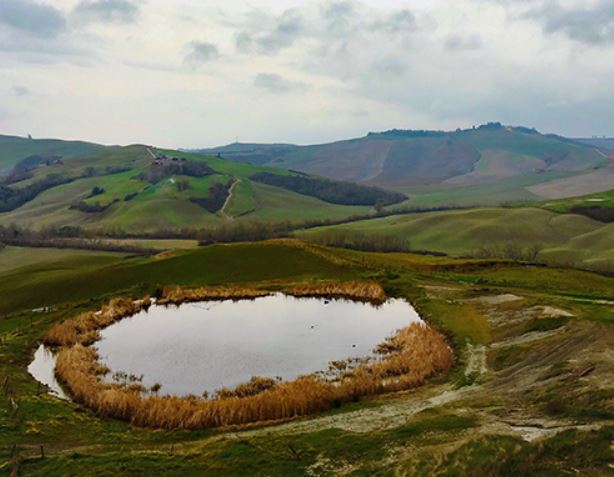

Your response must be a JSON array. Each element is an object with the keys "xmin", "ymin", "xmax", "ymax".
[
  {"xmin": 236, "ymin": 8, "xmax": 304, "ymax": 55},
  {"xmin": 0, "ymin": 35, "xmax": 90, "ymax": 63},
  {"xmin": 184, "ymin": 41, "xmax": 219, "ymax": 66},
  {"xmin": 322, "ymin": 1, "xmax": 356, "ymax": 34},
  {"xmin": 371, "ymin": 9, "xmax": 416, "ymax": 34},
  {"xmin": 73, "ymin": 0, "xmax": 139, "ymax": 25},
  {"xmin": 510, "ymin": 0, "xmax": 614, "ymax": 45},
  {"xmin": 234, "ymin": 2, "xmax": 421, "ymax": 58},
  {"xmin": 445, "ymin": 33, "xmax": 482, "ymax": 51},
  {"xmin": 0, "ymin": 0, "xmax": 66, "ymax": 38},
  {"xmin": 12, "ymin": 85, "xmax": 30, "ymax": 96},
  {"xmin": 372, "ymin": 58, "xmax": 407, "ymax": 76},
  {"xmin": 253, "ymin": 73, "xmax": 307, "ymax": 94}
]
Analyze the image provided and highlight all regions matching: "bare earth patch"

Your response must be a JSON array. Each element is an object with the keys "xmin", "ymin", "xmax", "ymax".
[{"xmin": 466, "ymin": 293, "xmax": 523, "ymax": 305}]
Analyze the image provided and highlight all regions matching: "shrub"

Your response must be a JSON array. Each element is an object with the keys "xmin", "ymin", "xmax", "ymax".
[
  {"xmin": 89, "ymin": 186, "xmax": 105, "ymax": 197},
  {"xmin": 471, "ymin": 242, "xmax": 543, "ymax": 262},
  {"xmin": 303, "ymin": 230, "xmax": 411, "ymax": 253},
  {"xmin": 190, "ymin": 180, "xmax": 233, "ymax": 213},
  {"xmin": 70, "ymin": 199, "xmax": 118, "ymax": 213},
  {"xmin": 570, "ymin": 205, "xmax": 614, "ymax": 223},
  {"xmin": 0, "ymin": 173, "xmax": 73, "ymax": 212},
  {"xmin": 137, "ymin": 159, "xmax": 214, "ymax": 183}
]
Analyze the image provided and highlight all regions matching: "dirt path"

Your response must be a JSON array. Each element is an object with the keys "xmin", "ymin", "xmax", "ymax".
[
  {"xmin": 220, "ymin": 179, "xmax": 240, "ymax": 220},
  {"xmin": 594, "ymin": 147, "xmax": 609, "ymax": 159},
  {"xmin": 146, "ymin": 147, "xmax": 157, "ymax": 159},
  {"xmin": 243, "ymin": 342, "xmax": 487, "ymax": 437},
  {"xmin": 489, "ymin": 328, "xmax": 564, "ymax": 349},
  {"xmin": 241, "ymin": 316, "xmax": 611, "ymax": 445}
]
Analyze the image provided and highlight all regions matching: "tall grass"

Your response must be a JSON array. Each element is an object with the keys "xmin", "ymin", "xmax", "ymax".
[
  {"xmin": 284, "ymin": 281, "xmax": 386, "ymax": 302},
  {"xmin": 47, "ymin": 284, "xmax": 453, "ymax": 429},
  {"xmin": 155, "ymin": 285, "xmax": 269, "ymax": 306},
  {"xmin": 43, "ymin": 286, "xmax": 269, "ymax": 346},
  {"xmin": 44, "ymin": 297, "xmax": 152, "ymax": 347}
]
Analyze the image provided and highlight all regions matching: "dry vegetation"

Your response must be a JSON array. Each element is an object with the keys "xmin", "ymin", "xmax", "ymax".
[
  {"xmin": 54, "ymin": 323, "xmax": 452, "ymax": 429},
  {"xmin": 43, "ymin": 286, "xmax": 269, "ymax": 347},
  {"xmin": 46, "ymin": 283, "xmax": 453, "ymax": 430},
  {"xmin": 155, "ymin": 285, "xmax": 269, "ymax": 306},
  {"xmin": 43, "ymin": 297, "xmax": 152, "ymax": 347},
  {"xmin": 284, "ymin": 280, "xmax": 386, "ymax": 302}
]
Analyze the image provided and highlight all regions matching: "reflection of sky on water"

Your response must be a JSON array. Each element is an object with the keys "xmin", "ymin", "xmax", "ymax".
[
  {"xmin": 28, "ymin": 345, "xmax": 68, "ymax": 399},
  {"xmin": 95, "ymin": 294, "xmax": 421, "ymax": 396},
  {"xmin": 29, "ymin": 294, "xmax": 422, "ymax": 398}
]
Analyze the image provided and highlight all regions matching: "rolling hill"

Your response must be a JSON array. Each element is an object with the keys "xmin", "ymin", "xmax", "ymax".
[
  {"xmin": 1, "ymin": 128, "xmax": 612, "ymax": 236},
  {"xmin": 200, "ymin": 123, "xmax": 613, "ymax": 204},
  {"xmin": 295, "ymin": 206, "xmax": 614, "ymax": 272},
  {"xmin": 0, "ymin": 137, "xmax": 405, "ymax": 233},
  {"xmin": 0, "ymin": 134, "xmax": 105, "ymax": 176},
  {"xmin": 574, "ymin": 137, "xmax": 614, "ymax": 151}
]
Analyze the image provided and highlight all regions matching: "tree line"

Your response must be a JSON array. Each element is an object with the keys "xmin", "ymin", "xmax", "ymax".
[
  {"xmin": 137, "ymin": 159, "xmax": 214, "ymax": 184},
  {"xmin": 190, "ymin": 180, "xmax": 233, "ymax": 213},
  {"xmin": 0, "ymin": 225, "xmax": 157, "ymax": 255},
  {"xmin": 250, "ymin": 172, "xmax": 406, "ymax": 206},
  {"xmin": 570, "ymin": 205, "xmax": 614, "ymax": 223}
]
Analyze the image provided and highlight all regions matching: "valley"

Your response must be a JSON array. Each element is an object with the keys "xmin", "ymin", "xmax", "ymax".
[
  {"xmin": 3, "ymin": 1, "xmax": 614, "ymax": 474},
  {"xmin": 0, "ymin": 125, "xmax": 612, "ymax": 476}
]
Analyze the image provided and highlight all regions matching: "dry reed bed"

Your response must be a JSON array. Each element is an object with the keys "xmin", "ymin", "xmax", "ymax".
[
  {"xmin": 155, "ymin": 285, "xmax": 270, "ymax": 306},
  {"xmin": 45, "ymin": 283, "xmax": 454, "ymax": 429},
  {"xmin": 43, "ymin": 286, "xmax": 269, "ymax": 347},
  {"xmin": 284, "ymin": 281, "xmax": 386, "ymax": 302},
  {"xmin": 43, "ymin": 297, "xmax": 152, "ymax": 347}
]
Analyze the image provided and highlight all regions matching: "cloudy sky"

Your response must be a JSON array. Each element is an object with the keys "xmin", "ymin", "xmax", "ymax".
[{"xmin": 1, "ymin": 0, "xmax": 613, "ymax": 147}]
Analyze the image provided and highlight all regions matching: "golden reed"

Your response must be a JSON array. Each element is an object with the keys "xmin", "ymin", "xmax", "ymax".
[
  {"xmin": 284, "ymin": 281, "xmax": 387, "ymax": 302},
  {"xmin": 46, "ymin": 283, "xmax": 453, "ymax": 430}
]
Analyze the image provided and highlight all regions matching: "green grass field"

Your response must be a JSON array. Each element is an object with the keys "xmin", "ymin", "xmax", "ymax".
[
  {"xmin": 541, "ymin": 188, "xmax": 614, "ymax": 212},
  {"xmin": 394, "ymin": 171, "xmax": 574, "ymax": 208},
  {"xmin": 0, "ymin": 134, "xmax": 104, "ymax": 173},
  {"xmin": 0, "ymin": 240, "xmax": 612, "ymax": 475},
  {"xmin": 0, "ymin": 246, "xmax": 126, "ymax": 274},
  {"xmin": 296, "ymin": 207, "xmax": 614, "ymax": 270},
  {"xmin": 0, "ymin": 145, "xmax": 379, "ymax": 232}
]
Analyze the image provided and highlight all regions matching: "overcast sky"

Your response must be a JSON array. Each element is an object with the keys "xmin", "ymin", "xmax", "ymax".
[{"xmin": 1, "ymin": 0, "xmax": 613, "ymax": 147}]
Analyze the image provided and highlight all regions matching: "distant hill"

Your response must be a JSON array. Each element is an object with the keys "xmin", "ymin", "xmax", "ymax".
[
  {"xmin": 2, "ymin": 125, "xmax": 612, "ymax": 234},
  {"xmin": 296, "ymin": 206, "xmax": 614, "ymax": 272},
  {"xmin": 199, "ymin": 123, "xmax": 613, "ymax": 203},
  {"xmin": 184, "ymin": 143, "xmax": 300, "ymax": 166},
  {"xmin": 574, "ymin": 137, "xmax": 614, "ymax": 152},
  {"xmin": 0, "ymin": 141, "xmax": 404, "ymax": 233},
  {"xmin": 0, "ymin": 134, "xmax": 105, "ymax": 176}
]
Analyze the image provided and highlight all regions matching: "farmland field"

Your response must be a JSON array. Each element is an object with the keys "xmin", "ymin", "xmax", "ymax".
[{"xmin": 296, "ymin": 206, "xmax": 614, "ymax": 271}]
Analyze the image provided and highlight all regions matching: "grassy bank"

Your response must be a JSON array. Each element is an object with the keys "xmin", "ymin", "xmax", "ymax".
[{"xmin": 0, "ymin": 240, "xmax": 612, "ymax": 475}]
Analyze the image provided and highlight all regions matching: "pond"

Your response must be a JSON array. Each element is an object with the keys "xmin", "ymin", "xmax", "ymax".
[
  {"xmin": 30, "ymin": 293, "xmax": 422, "ymax": 398},
  {"xmin": 28, "ymin": 345, "xmax": 68, "ymax": 400}
]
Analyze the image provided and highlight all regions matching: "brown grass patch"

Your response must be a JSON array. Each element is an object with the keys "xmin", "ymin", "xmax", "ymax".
[
  {"xmin": 155, "ymin": 285, "xmax": 269, "ymax": 306},
  {"xmin": 55, "ymin": 322, "xmax": 452, "ymax": 429},
  {"xmin": 46, "ymin": 282, "xmax": 454, "ymax": 429},
  {"xmin": 43, "ymin": 297, "xmax": 152, "ymax": 347},
  {"xmin": 284, "ymin": 281, "xmax": 386, "ymax": 302}
]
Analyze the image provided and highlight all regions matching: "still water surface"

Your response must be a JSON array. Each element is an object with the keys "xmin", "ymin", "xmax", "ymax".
[{"xmin": 30, "ymin": 294, "xmax": 422, "ymax": 398}]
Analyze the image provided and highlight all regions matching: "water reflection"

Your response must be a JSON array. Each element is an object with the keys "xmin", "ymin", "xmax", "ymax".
[
  {"xmin": 28, "ymin": 345, "xmax": 68, "ymax": 399},
  {"xmin": 95, "ymin": 294, "xmax": 422, "ymax": 396}
]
